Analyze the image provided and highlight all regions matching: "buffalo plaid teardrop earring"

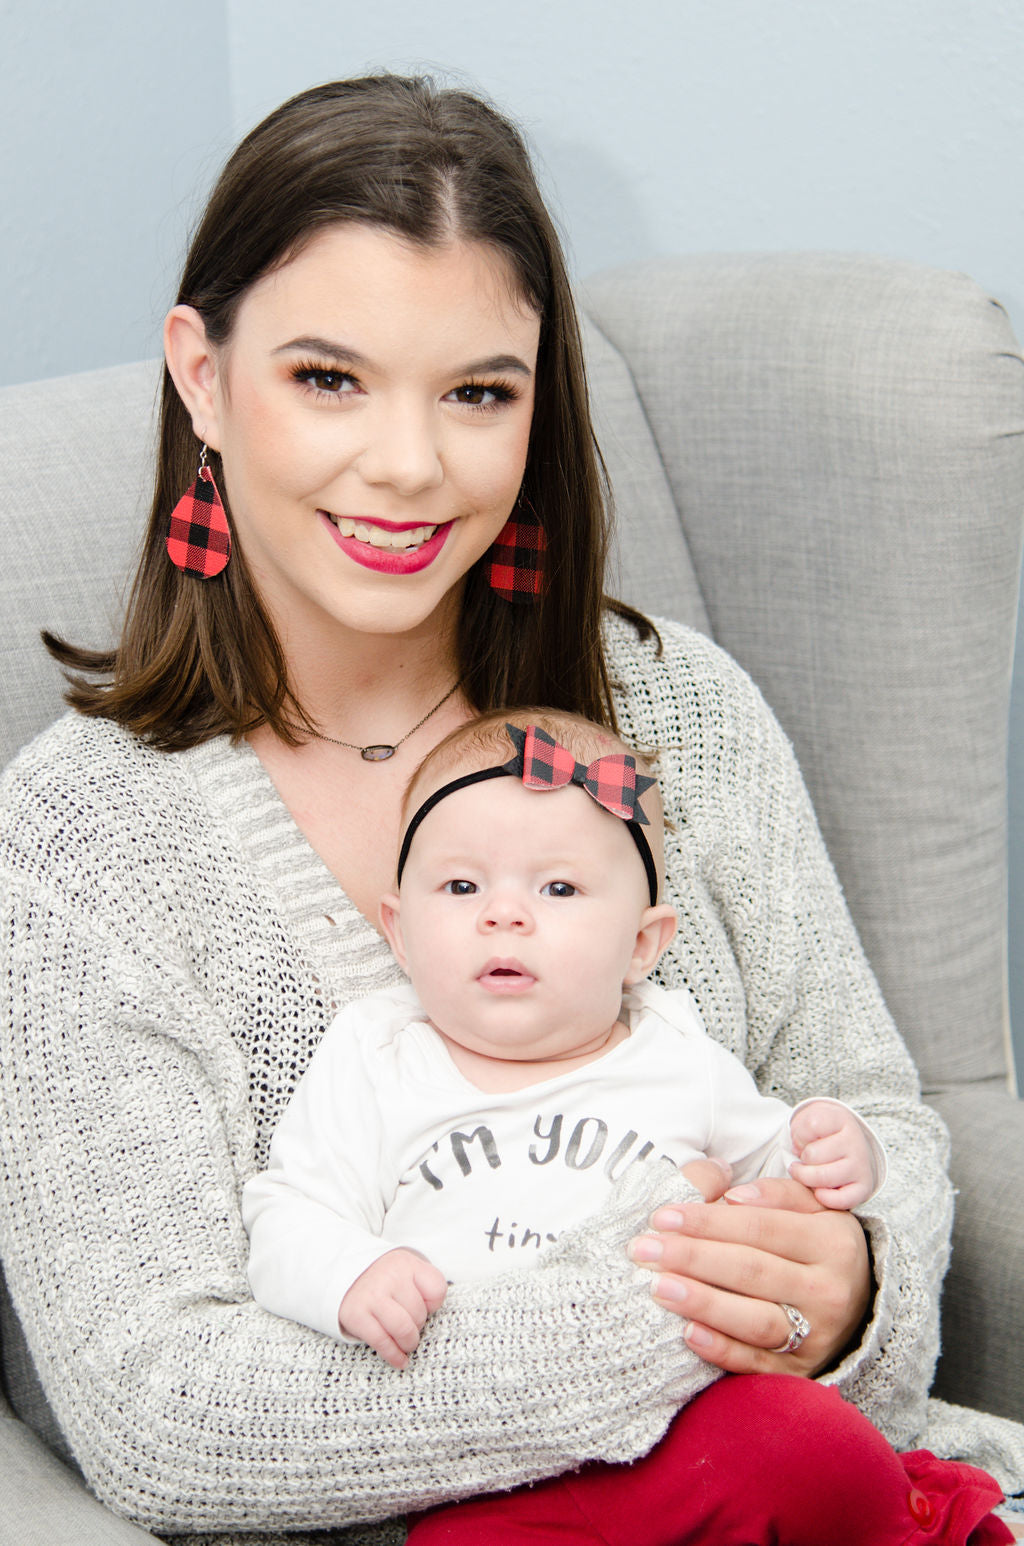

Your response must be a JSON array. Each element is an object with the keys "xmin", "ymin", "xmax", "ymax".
[
  {"xmin": 166, "ymin": 445, "xmax": 232, "ymax": 579},
  {"xmin": 487, "ymin": 492, "xmax": 546, "ymax": 602}
]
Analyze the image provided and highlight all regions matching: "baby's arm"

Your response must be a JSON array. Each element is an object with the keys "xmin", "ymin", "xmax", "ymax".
[
  {"xmin": 788, "ymin": 1098, "xmax": 881, "ymax": 1208},
  {"xmin": 339, "ymin": 1248, "xmax": 448, "ymax": 1370}
]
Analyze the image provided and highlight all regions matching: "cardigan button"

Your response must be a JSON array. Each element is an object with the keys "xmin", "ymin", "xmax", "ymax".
[{"xmin": 908, "ymin": 1487, "xmax": 936, "ymax": 1527}]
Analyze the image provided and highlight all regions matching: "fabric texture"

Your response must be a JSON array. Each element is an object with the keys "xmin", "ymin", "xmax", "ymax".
[
  {"xmin": 0, "ymin": 1400, "xmax": 160, "ymax": 1546},
  {"xmin": 406, "ymin": 1376, "xmax": 1012, "ymax": 1546},
  {"xmin": 165, "ymin": 461, "xmax": 231, "ymax": 578},
  {"xmin": 1, "ymin": 614, "xmax": 1023, "ymax": 1545},
  {"xmin": 585, "ymin": 254, "xmax": 1023, "ymax": 1097},
  {"xmin": 243, "ymin": 979, "xmax": 884, "ymax": 1336}
]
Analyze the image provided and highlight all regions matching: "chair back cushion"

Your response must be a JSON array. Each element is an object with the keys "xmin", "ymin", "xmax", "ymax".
[{"xmin": 584, "ymin": 254, "xmax": 1024, "ymax": 1094}]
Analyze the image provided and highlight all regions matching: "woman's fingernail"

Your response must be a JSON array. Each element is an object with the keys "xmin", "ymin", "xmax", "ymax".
[
  {"xmin": 627, "ymin": 1234, "xmax": 664, "ymax": 1263},
  {"xmin": 684, "ymin": 1323, "xmax": 714, "ymax": 1348},
  {"xmin": 650, "ymin": 1208, "xmax": 685, "ymax": 1230},
  {"xmin": 724, "ymin": 1184, "xmax": 761, "ymax": 1203},
  {"xmin": 653, "ymin": 1275, "xmax": 688, "ymax": 1304}
]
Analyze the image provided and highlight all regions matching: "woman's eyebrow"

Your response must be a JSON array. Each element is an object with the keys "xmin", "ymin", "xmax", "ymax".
[
  {"xmin": 459, "ymin": 353, "xmax": 534, "ymax": 378},
  {"xmin": 273, "ymin": 335, "xmax": 367, "ymax": 362},
  {"xmin": 274, "ymin": 336, "xmax": 533, "ymax": 378}
]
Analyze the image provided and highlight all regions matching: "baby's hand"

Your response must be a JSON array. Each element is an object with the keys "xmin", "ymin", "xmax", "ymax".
[
  {"xmin": 788, "ymin": 1101, "xmax": 876, "ymax": 1209},
  {"xmin": 339, "ymin": 1249, "xmax": 448, "ymax": 1370}
]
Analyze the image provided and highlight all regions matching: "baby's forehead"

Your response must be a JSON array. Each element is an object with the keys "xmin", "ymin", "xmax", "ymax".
[
  {"xmin": 420, "ymin": 770, "xmax": 600, "ymax": 824},
  {"xmin": 408, "ymin": 780, "xmax": 645, "ymax": 885}
]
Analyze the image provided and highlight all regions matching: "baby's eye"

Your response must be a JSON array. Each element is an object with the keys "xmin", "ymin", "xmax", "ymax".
[
  {"xmin": 443, "ymin": 879, "xmax": 478, "ymax": 896},
  {"xmin": 541, "ymin": 881, "xmax": 576, "ymax": 898}
]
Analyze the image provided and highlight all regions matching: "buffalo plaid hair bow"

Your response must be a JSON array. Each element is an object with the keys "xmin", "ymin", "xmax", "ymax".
[{"xmin": 502, "ymin": 724, "xmax": 654, "ymax": 825}]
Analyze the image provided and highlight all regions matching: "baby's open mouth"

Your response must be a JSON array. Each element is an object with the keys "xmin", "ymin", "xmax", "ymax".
[
  {"xmin": 478, "ymin": 959, "xmax": 535, "ymax": 991},
  {"xmin": 325, "ymin": 513, "xmax": 439, "ymax": 552}
]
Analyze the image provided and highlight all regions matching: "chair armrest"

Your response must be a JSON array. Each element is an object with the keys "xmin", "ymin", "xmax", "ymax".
[
  {"xmin": 0, "ymin": 1387, "xmax": 159, "ymax": 1546},
  {"xmin": 928, "ymin": 1084, "xmax": 1024, "ymax": 1420}
]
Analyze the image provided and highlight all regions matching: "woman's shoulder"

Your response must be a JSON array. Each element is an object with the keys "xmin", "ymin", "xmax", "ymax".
[
  {"xmin": 0, "ymin": 712, "xmax": 236, "ymax": 886},
  {"xmin": 602, "ymin": 608, "xmax": 786, "ymax": 757},
  {"xmin": 7, "ymin": 708, "xmax": 159, "ymax": 771},
  {"xmin": 3, "ymin": 712, "xmax": 195, "ymax": 819}
]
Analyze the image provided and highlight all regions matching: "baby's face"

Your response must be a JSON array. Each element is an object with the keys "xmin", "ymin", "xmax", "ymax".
[{"xmin": 382, "ymin": 776, "xmax": 663, "ymax": 1064}]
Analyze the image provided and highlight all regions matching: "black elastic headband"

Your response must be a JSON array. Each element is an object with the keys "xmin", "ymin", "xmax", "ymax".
[{"xmin": 396, "ymin": 726, "xmax": 659, "ymax": 905}]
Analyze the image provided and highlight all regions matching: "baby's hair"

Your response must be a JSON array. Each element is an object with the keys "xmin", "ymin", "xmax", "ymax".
[{"xmin": 402, "ymin": 707, "xmax": 659, "ymax": 824}]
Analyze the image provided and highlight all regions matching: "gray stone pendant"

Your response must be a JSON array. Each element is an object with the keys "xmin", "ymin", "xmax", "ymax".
[{"xmin": 361, "ymin": 744, "xmax": 397, "ymax": 762}]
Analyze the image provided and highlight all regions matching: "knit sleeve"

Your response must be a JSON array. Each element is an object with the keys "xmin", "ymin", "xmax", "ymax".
[
  {"xmin": 0, "ymin": 852, "xmax": 719, "ymax": 1536},
  {"xmin": 611, "ymin": 619, "xmax": 954, "ymax": 1450},
  {"xmin": 748, "ymin": 728, "xmax": 952, "ymax": 1450}
]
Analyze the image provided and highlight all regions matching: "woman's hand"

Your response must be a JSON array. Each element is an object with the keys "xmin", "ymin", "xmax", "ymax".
[{"xmin": 628, "ymin": 1175, "xmax": 871, "ymax": 1377}]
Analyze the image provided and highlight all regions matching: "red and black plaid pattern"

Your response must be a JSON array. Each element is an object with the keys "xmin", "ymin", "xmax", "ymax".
[
  {"xmin": 504, "ymin": 723, "xmax": 655, "ymax": 824},
  {"xmin": 166, "ymin": 465, "xmax": 231, "ymax": 579},
  {"xmin": 486, "ymin": 503, "xmax": 546, "ymax": 601}
]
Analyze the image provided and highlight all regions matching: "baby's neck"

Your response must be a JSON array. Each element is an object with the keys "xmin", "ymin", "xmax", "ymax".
[{"xmin": 435, "ymin": 1018, "xmax": 631, "ymax": 1094}]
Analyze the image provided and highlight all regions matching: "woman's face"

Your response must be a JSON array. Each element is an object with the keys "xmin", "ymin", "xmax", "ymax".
[{"xmin": 194, "ymin": 224, "xmax": 540, "ymax": 649}]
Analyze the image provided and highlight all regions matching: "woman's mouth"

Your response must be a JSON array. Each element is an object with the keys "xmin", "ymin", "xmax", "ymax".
[{"xmin": 319, "ymin": 511, "xmax": 453, "ymax": 574}]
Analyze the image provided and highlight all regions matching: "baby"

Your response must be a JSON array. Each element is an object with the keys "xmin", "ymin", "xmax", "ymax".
[{"xmin": 243, "ymin": 708, "xmax": 885, "ymax": 1370}]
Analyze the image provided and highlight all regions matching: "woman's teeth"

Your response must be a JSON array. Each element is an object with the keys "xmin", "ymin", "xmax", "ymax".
[{"xmin": 332, "ymin": 516, "xmax": 438, "ymax": 551}]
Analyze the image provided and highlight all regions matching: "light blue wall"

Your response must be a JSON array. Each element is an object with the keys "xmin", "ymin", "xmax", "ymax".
[
  {"xmin": 226, "ymin": 0, "xmax": 1024, "ymax": 338},
  {"xmin": 3, "ymin": 0, "xmax": 1024, "ymax": 1073},
  {"xmin": 0, "ymin": 0, "xmax": 233, "ymax": 384}
]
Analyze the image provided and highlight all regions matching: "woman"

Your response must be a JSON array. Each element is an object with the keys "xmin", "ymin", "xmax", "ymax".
[{"xmin": 0, "ymin": 75, "xmax": 1019, "ymax": 1544}]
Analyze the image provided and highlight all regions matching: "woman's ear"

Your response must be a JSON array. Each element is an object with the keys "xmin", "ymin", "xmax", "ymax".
[
  {"xmin": 163, "ymin": 304, "xmax": 224, "ymax": 450},
  {"xmin": 623, "ymin": 904, "xmax": 677, "ymax": 986},
  {"xmin": 379, "ymin": 893, "xmax": 407, "ymax": 969}
]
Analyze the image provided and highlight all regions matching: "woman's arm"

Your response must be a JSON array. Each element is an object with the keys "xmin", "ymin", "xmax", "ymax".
[
  {"xmin": 612, "ymin": 619, "xmax": 954, "ymax": 1449},
  {"xmin": 0, "ymin": 865, "xmax": 719, "ymax": 1535}
]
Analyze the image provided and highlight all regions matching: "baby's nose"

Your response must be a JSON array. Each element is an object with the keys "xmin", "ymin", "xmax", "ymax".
[{"xmin": 479, "ymin": 897, "xmax": 532, "ymax": 932}]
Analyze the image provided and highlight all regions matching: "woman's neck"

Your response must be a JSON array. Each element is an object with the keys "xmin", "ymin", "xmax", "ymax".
[{"xmin": 273, "ymin": 605, "xmax": 462, "ymax": 747}]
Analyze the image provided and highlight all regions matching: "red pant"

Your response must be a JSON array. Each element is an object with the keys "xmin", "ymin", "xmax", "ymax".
[{"xmin": 407, "ymin": 1375, "xmax": 1010, "ymax": 1545}]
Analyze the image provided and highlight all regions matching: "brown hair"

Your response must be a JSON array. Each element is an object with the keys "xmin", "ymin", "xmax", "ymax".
[{"xmin": 45, "ymin": 75, "xmax": 654, "ymax": 751}]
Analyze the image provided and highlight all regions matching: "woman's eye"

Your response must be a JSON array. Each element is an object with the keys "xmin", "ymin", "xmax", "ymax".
[
  {"xmin": 541, "ymin": 881, "xmax": 576, "ymax": 898},
  {"xmin": 443, "ymin": 879, "xmax": 478, "ymax": 896},
  {"xmin": 445, "ymin": 381, "xmax": 515, "ymax": 409},
  {"xmin": 293, "ymin": 365, "xmax": 357, "ymax": 395}
]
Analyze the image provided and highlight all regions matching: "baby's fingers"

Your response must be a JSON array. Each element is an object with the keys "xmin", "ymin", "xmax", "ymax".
[
  {"xmin": 338, "ymin": 1300, "xmax": 411, "ymax": 1369},
  {"xmin": 788, "ymin": 1161, "xmax": 872, "ymax": 1211},
  {"xmin": 367, "ymin": 1292, "xmax": 433, "ymax": 1370},
  {"xmin": 412, "ymin": 1259, "xmax": 449, "ymax": 1314},
  {"xmin": 791, "ymin": 1129, "xmax": 852, "ymax": 1166}
]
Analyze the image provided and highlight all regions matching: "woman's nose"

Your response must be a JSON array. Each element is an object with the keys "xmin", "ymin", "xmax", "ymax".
[{"xmin": 356, "ymin": 401, "xmax": 444, "ymax": 495}]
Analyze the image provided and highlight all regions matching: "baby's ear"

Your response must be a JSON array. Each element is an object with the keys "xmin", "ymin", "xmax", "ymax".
[
  {"xmin": 624, "ymin": 904, "xmax": 677, "ymax": 985},
  {"xmin": 379, "ymin": 894, "xmax": 407, "ymax": 968}
]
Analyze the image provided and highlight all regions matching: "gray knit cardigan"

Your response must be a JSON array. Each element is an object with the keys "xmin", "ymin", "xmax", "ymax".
[{"xmin": 0, "ymin": 615, "xmax": 1021, "ymax": 1546}]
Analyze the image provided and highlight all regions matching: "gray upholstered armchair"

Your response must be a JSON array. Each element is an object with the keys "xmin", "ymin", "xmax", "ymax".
[{"xmin": 1, "ymin": 253, "xmax": 1021, "ymax": 1541}]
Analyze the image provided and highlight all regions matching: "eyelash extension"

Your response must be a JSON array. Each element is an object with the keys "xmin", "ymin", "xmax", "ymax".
[
  {"xmin": 290, "ymin": 360, "xmax": 358, "ymax": 397},
  {"xmin": 289, "ymin": 361, "xmax": 521, "ymax": 411},
  {"xmin": 449, "ymin": 378, "xmax": 521, "ymax": 412}
]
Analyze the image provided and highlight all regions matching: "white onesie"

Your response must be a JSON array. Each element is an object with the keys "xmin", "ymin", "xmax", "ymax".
[{"xmin": 243, "ymin": 979, "xmax": 885, "ymax": 1342}]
